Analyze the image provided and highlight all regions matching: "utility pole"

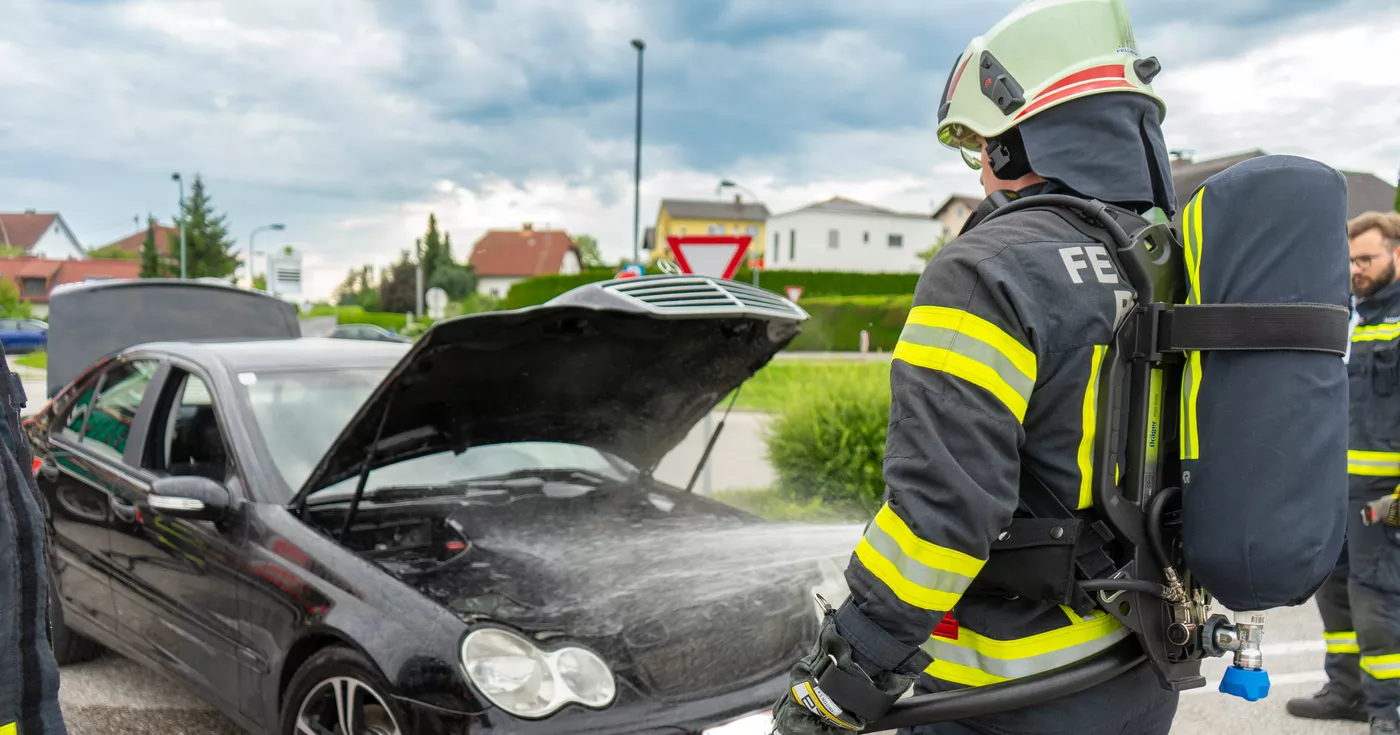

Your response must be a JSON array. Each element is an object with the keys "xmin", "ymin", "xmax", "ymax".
[
  {"xmin": 631, "ymin": 39, "xmax": 645, "ymax": 265},
  {"xmin": 171, "ymin": 173, "xmax": 186, "ymax": 279},
  {"xmin": 415, "ymin": 237, "xmax": 424, "ymax": 319}
]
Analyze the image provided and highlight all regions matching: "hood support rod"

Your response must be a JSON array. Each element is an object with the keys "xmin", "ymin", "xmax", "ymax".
[
  {"xmin": 684, "ymin": 385, "xmax": 743, "ymax": 494},
  {"xmin": 337, "ymin": 388, "xmax": 399, "ymax": 541}
]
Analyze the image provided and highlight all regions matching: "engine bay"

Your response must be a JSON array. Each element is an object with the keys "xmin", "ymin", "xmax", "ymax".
[{"xmin": 338, "ymin": 513, "xmax": 471, "ymax": 577}]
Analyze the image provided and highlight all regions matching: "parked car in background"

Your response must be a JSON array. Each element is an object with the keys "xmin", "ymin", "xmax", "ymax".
[
  {"xmin": 0, "ymin": 317, "xmax": 48, "ymax": 353},
  {"xmin": 329, "ymin": 323, "xmax": 413, "ymax": 343},
  {"xmin": 31, "ymin": 277, "xmax": 840, "ymax": 735}
]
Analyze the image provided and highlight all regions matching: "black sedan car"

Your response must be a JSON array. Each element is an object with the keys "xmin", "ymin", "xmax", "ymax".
[{"xmin": 30, "ymin": 277, "xmax": 853, "ymax": 735}]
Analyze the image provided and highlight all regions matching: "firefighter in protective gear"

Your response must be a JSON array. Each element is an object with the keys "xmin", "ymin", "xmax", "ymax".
[
  {"xmin": 771, "ymin": 1, "xmax": 1181, "ymax": 733},
  {"xmin": 1287, "ymin": 211, "xmax": 1400, "ymax": 734},
  {"xmin": 0, "ymin": 341, "xmax": 69, "ymax": 734}
]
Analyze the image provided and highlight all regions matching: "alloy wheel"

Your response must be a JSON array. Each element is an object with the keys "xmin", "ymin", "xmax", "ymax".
[{"xmin": 294, "ymin": 676, "xmax": 402, "ymax": 735}]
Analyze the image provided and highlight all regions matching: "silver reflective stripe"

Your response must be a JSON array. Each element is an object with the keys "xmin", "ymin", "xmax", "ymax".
[
  {"xmin": 1362, "ymin": 657, "xmax": 1400, "ymax": 679},
  {"xmin": 899, "ymin": 323, "xmax": 1035, "ymax": 401},
  {"xmin": 921, "ymin": 625, "xmax": 1131, "ymax": 680},
  {"xmin": 862, "ymin": 515, "xmax": 976, "ymax": 597}
]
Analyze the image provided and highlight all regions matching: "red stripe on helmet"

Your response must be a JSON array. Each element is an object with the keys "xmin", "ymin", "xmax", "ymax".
[
  {"xmin": 1015, "ymin": 78, "xmax": 1136, "ymax": 120},
  {"xmin": 947, "ymin": 53, "xmax": 973, "ymax": 101},
  {"xmin": 1038, "ymin": 64, "xmax": 1126, "ymax": 98}
]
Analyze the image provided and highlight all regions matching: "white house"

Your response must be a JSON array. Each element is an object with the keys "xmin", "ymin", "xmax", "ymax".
[
  {"xmin": 764, "ymin": 197, "xmax": 944, "ymax": 273},
  {"xmin": 0, "ymin": 211, "xmax": 87, "ymax": 259},
  {"xmin": 467, "ymin": 225, "xmax": 582, "ymax": 299}
]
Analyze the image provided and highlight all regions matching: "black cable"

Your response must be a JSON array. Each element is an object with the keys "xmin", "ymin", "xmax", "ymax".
[
  {"xmin": 1145, "ymin": 485, "xmax": 1180, "ymax": 574},
  {"xmin": 865, "ymin": 640, "xmax": 1146, "ymax": 731},
  {"xmin": 1079, "ymin": 579, "xmax": 1171, "ymax": 598}
]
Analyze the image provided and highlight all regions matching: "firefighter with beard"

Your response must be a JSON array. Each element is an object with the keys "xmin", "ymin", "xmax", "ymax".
[
  {"xmin": 1287, "ymin": 211, "xmax": 1400, "ymax": 734},
  {"xmin": 770, "ymin": 0, "xmax": 1184, "ymax": 733}
]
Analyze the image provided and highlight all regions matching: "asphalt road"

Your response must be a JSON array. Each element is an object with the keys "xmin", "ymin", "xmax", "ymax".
[{"xmin": 14, "ymin": 366, "xmax": 1367, "ymax": 733}]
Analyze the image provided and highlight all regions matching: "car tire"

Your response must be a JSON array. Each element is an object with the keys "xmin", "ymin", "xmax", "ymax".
[
  {"xmin": 279, "ymin": 645, "xmax": 410, "ymax": 735},
  {"xmin": 47, "ymin": 573, "xmax": 103, "ymax": 665}
]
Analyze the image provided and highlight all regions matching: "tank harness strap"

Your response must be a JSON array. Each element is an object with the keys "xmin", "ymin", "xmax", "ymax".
[{"xmin": 1160, "ymin": 303, "xmax": 1350, "ymax": 356}]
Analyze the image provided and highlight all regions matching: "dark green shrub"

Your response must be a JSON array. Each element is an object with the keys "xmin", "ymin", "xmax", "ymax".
[
  {"xmin": 788, "ymin": 295, "xmax": 912, "ymax": 352},
  {"xmin": 503, "ymin": 269, "xmax": 920, "ymax": 310},
  {"xmin": 765, "ymin": 364, "xmax": 891, "ymax": 514},
  {"xmin": 503, "ymin": 270, "xmax": 619, "ymax": 309}
]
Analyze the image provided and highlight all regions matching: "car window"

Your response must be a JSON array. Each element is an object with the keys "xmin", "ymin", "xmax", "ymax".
[
  {"xmin": 146, "ymin": 371, "xmax": 231, "ymax": 482},
  {"xmin": 72, "ymin": 360, "xmax": 160, "ymax": 460}
]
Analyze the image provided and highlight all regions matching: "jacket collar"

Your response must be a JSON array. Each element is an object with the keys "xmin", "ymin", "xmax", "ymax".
[{"xmin": 1357, "ymin": 278, "xmax": 1400, "ymax": 324}]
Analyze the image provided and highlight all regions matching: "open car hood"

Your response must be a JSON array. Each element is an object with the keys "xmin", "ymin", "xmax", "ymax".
[
  {"xmin": 46, "ymin": 279, "xmax": 301, "ymax": 398},
  {"xmin": 291, "ymin": 276, "xmax": 808, "ymax": 504}
]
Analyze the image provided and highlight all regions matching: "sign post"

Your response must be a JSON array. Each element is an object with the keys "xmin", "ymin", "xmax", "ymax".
[{"xmin": 666, "ymin": 235, "xmax": 752, "ymax": 280}]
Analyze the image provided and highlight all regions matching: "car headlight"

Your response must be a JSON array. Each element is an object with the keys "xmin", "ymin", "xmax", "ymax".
[
  {"xmin": 461, "ymin": 628, "xmax": 617, "ymax": 718},
  {"xmin": 811, "ymin": 557, "xmax": 851, "ymax": 621}
]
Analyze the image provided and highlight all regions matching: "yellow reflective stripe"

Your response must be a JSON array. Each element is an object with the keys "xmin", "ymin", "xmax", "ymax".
[
  {"xmin": 921, "ymin": 610, "xmax": 1129, "ymax": 686},
  {"xmin": 1076, "ymin": 345, "xmax": 1108, "ymax": 509},
  {"xmin": 1354, "ymin": 324, "xmax": 1400, "ymax": 342},
  {"xmin": 854, "ymin": 503, "xmax": 986, "ymax": 611},
  {"xmin": 894, "ymin": 305, "xmax": 1037, "ymax": 422},
  {"xmin": 1326, "ymin": 631, "xmax": 1360, "ymax": 654},
  {"xmin": 1180, "ymin": 190, "xmax": 1206, "ymax": 460},
  {"xmin": 1362, "ymin": 653, "xmax": 1400, "ymax": 679},
  {"xmin": 1348, "ymin": 450, "xmax": 1400, "ymax": 477},
  {"xmin": 0, "ymin": 723, "xmax": 14, "ymax": 735}
]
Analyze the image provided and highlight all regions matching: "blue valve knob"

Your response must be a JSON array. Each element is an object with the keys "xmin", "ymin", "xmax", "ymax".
[{"xmin": 1219, "ymin": 666, "xmax": 1271, "ymax": 701}]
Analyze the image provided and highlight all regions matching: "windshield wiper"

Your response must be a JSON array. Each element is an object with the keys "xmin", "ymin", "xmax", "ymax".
[{"xmin": 313, "ymin": 468, "xmax": 628, "ymax": 507}]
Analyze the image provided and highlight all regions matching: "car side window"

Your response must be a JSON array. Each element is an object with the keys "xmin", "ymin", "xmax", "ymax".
[
  {"xmin": 70, "ymin": 360, "xmax": 160, "ymax": 460},
  {"xmin": 147, "ymin": 371, "xmax": 231, "ymax": 483}
]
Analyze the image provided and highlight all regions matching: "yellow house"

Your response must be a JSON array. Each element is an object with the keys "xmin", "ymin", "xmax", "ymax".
[{"xmin": 650, "ymin": 197, "xmax": 770, "ymax": 265}]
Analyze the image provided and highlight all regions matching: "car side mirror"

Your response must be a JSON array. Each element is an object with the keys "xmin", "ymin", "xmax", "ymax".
[{"xmin": 149, "ymin": 475, "xmax": 233, "ymax": 522}]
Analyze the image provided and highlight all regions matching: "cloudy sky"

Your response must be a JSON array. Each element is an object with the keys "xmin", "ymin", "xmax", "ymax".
[{"xmin": 3, "ymin": 0, "xmax": 1397, "ymax": 301}]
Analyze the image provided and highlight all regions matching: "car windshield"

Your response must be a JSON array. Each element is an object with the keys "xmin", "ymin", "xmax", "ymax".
[{"xmin": 238, "ymin": 367, "xmax": 638, "ymax": 502}]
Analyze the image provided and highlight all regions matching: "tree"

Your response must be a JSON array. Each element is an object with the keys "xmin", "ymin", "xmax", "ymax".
[
  {"xmin": 573, "ymin": 234, "xmax": 604, "ymax": 268},
  {"xmin": 172, "ymin": 175, "xmax": 239, "ymax": 279},
  {"xmin": 917, "ymin": 233, "xmax": 952, "ymax": 264},
  {"xmin": 428, "ymin": 263, "xmax": 476, "ymax": 301},
  {"xmin": 253, "ymin": 274, "xmax": 267, "ymax": 291},
  {"xmin": 420, "ymin": 214, "xmax": 450, "ymax": 287},
  {"xmin": 0, "ymin": 279, "xmax": 32, "ymax": 319},
  {"xmin": 139, "ymin": 219, "xmax": 164, "ymax": 277},
  {"xmin": 378, "ymin": 249, "xmax": 419, "ymax": 314}
]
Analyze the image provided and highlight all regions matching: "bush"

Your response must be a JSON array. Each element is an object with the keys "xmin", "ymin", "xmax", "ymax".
[
  {"xmin": 503, "ymin": 269, "xmax": 619, "ymax": 309},
  {"xmin": 765, "ymin": 363, "xmax": 891, "ymax": 514},
  {"xmin": 788, "ymin": 295, "xmax": 912, "ymax": 352},
  {"xmin": 305, "ymin": 305, "xmax": 429, "ymax": 332},
  {"xmin": 400, "ymin": 321, "xmax": 429, "ymax": 338}
]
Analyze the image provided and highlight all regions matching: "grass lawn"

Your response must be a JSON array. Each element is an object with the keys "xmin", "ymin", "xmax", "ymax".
[
  {"xmin": 726, "ymin": 360, "xmax": 890, "ymax": 412},
  {"xmin": 14, "ymin": 351, "xmax": 46, "ymax": 369}
]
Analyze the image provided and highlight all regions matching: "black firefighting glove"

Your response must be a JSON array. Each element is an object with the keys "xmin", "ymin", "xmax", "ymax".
[
  {"xmin": 1362, "ymin": 487, "xmax": 1400, "ymax": 527},
  {"xmin": 771, "ymin": 598, "xmax": 921, "ymax": 734}
]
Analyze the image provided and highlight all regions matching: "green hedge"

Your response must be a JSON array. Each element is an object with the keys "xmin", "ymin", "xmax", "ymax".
[
  {"xmin": 765, "ymin": 363, "xmax": 891, "ymax": 514},
  {"xmin": 306, "ymin": 305, "xmax": 433, "ymax": 332},
  {"xmin": 788, "ymin": 295, "xmax": 912, "ymax": 352},
  {"xmin": 503, "ymin": 268, "xmax": 921, "ymax": 310},
  {"xmin": 502, "ymin": 270, "xmax": 619, "ymax": 310}
]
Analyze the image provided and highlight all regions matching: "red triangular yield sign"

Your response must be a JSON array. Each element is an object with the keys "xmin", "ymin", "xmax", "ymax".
[{"xmin": 667, "ymin": 235, "xmax": 751, "ymax": 279}]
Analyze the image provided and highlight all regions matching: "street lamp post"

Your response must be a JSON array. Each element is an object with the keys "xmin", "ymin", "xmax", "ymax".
[
  {"xmin": 631, "ymin": 38, "xmax": 645, "ymax": 266},
  {"xmin": 249, "ymin": 224, "xmax": 285, "ymax": 289},
  {"xmin": 171, "ymin": 173, "xmax": 186, "ymax": 279}
]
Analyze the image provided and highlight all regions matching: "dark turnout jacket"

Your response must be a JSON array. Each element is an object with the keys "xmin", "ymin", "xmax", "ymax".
[
  {"xmin": 0, "ymin": 345, "xmax": 67, "ymax": 734},
  {"xmin": 839, "ymin": 185, "xmax": 1137, "ymax": 690}
]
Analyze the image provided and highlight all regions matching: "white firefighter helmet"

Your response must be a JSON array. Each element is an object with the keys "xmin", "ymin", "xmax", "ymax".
[{"xmin": 936, "ymin": 0, "xmax": 1167, "ymax": 166}]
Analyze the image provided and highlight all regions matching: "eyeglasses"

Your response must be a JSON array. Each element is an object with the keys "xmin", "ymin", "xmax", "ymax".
[{"xmin": 1352, "ymin": 254, "xmax": 1386, "ymax": 268}]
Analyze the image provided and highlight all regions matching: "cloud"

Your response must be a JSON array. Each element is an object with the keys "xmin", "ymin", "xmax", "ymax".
[{"xmin": 1, "ymin": 0, "xmax": 1396, "ymax": 300}]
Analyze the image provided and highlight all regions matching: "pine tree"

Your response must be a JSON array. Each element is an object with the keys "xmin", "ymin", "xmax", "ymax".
[
  {"xmin": 139, "ymin": 217, "xmax": 163, "ymax": 277},
  {"xmin": 420, "ymin": 214, "xmax": 447, "ymax": 286},
  {"xmin": 172, "ymin": 175, "xmax": 239, "ymax": 279}
]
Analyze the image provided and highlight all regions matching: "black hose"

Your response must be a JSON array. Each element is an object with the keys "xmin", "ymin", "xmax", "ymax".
[
  {"xmin": 1145, "ymin": 485, "xmax": 1180, "ymax": 574},
  {"xmin": 863, "ymin": 640, "xmax": 1147, "ymax": 732},
  {"xmin": 1079, "ymin": 579, "xmax": 1171, "ymax": 598}
]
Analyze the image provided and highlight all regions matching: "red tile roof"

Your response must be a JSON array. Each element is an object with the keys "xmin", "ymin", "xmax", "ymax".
[
  {"xmin": 0, "ymin": 212, "xmax": 59, "ymax": 251},
  {"xmin": 467, "ymin": 227, "xmax": 580, "ymax": 277},
  {"xmin": 102, "ymin": 219, "xmax": 180, "ymax": 255},
  {"xmin": 0, "ymin": 257, "xmax": 142, "ymax": 302}
]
